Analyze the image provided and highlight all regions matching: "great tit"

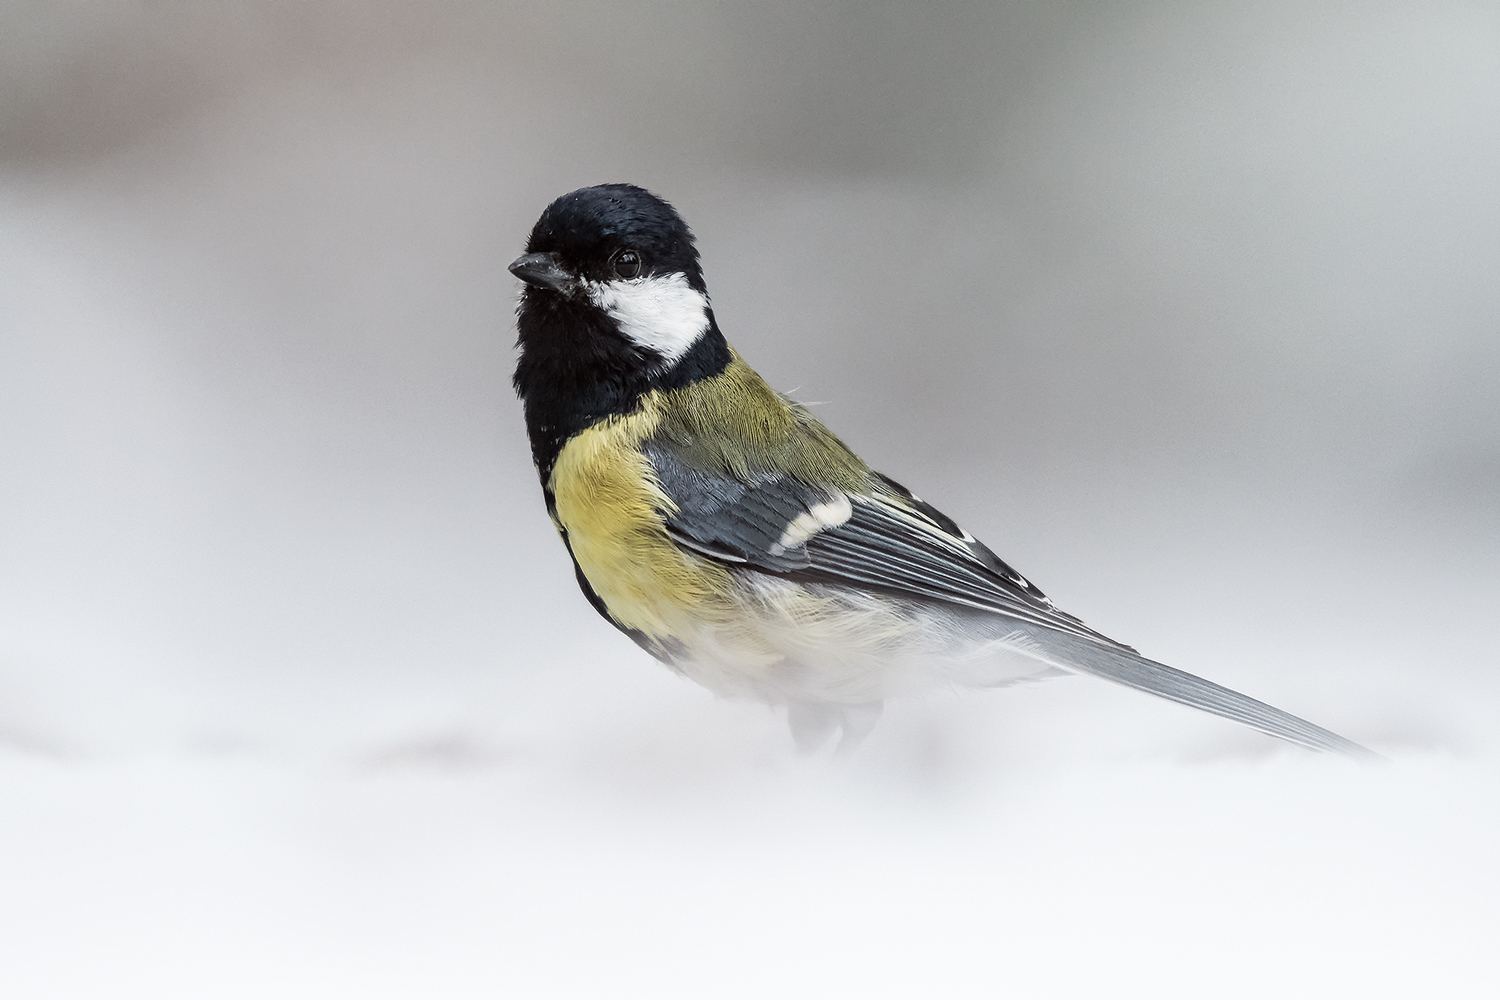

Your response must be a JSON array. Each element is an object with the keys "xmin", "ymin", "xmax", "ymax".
[{"xmin": 509, "ymin": 183, "xmax": 1377, "ymax": 760}]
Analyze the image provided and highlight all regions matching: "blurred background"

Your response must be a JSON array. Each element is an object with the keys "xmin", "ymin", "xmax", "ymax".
[{"xmin": 2, "ymin": 1, "xmax": 1498, "ymax": 996}]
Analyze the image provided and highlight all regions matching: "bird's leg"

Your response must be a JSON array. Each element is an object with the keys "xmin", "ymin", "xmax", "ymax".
[
  {"xmin": 786, "ymin": 702, "xmax": 840, "ymax": 754},
  {"xmin": 833, "ymin": 701, "xmax": 883, "ymax": 758}
]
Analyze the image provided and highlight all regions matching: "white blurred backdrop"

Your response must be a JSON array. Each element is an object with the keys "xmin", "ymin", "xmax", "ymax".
[{"xmin": 2, "ymin": 2, "xmax": 1498, "ymax": 997}]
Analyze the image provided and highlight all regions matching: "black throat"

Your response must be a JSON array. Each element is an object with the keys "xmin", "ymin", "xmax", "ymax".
[{"xmin": 512, "ymin": 292, "xmax": 732, "ymax": 485}]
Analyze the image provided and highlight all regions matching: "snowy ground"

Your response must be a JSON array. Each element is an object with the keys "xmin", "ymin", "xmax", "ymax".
[{"xmin": 3, "ymin": 3, "xmax": 1499, "ymax": 997}]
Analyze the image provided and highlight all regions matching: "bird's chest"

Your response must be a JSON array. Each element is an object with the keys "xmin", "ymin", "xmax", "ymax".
[{"xmin": 547, "ymin": 415, "xmax": 727, "ymax": 638}]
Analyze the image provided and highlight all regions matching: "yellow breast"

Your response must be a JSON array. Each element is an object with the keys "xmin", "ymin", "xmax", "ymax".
[{"xmin": 547, "ymin": 394, "xmax": 729, "ymax": 639}]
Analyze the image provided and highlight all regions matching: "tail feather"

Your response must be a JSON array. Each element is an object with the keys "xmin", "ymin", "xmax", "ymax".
[{"xmin": 1032, "ymin": 630, "xmax": 1383, "ymax": 762}]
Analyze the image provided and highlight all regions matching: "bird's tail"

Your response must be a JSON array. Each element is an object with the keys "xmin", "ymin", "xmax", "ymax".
[{"xmin": 1023, "ymin": 628, "xmax": 1383, "ymax": 761}]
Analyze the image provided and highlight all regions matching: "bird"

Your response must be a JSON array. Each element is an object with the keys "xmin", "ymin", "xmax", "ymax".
[{"xmin": 508, "ymin": 183, "xmax": 1378, "ymax": 761}]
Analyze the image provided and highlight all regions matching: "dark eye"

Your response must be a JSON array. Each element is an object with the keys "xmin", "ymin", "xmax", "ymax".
[{"xmin": 613, "ymin": 249, "xmax": 642, "ymax": 279}]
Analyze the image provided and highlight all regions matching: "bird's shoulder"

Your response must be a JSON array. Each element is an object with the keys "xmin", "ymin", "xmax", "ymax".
[
  {"xmin": 648, "ymin": 350, "xmax": 871, "ymax": 490},
  {"xmin": 640, "ymin": 360, "xmax": 1131, "ymax": 649}
]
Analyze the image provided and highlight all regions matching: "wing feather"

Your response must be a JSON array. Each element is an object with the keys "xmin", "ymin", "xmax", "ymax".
[
  {"xmin": 643, "ymin": 438, "xmax": 1380, "ymax": 760},
  {"xmin": 646, "ymin": 441, "xmax": 1127, "ymax": 646}
]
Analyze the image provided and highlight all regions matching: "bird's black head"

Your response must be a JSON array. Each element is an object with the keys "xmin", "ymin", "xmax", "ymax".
[
  {"xmin": 513, "ymin": 183, "xmax": 707, "ymax": 296},
  {"xmin": 510, "ymin": 184, "xmax": 731, "ymax": 482}
]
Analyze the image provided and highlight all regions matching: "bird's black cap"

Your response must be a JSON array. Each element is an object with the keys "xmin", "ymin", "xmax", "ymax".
[{"xmin": 515, "ymin": 184, "xmax": 706, "ymax": 293}]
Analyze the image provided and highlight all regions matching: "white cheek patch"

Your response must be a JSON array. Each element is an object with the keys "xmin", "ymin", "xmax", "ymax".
[
  {"xmin": 588, "ymin": 272, "xmax": 710, "ymax": 364},
  {"xmin": 769, "ymin": 495, "xmax": 854, "ymax": 556}
]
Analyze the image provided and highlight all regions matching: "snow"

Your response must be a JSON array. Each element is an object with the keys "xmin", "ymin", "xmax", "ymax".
[{"xmin": 3, "ymin": 2, "xmax": 1500, "ymax": 996}]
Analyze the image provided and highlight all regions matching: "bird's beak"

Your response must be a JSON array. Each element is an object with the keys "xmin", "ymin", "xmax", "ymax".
[{"xmin": 509, "ymin": 252, "xmax": 577, "ymax": 295}]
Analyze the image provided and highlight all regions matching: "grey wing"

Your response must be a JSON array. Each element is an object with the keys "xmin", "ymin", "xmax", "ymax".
[
  {"xmin": 646, "ymin": 440, "xmax": 1125, "ymax": 647},
  {"xmin": 645, "ymin": 441, "xmax": 1380, "ymax": 761}
]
